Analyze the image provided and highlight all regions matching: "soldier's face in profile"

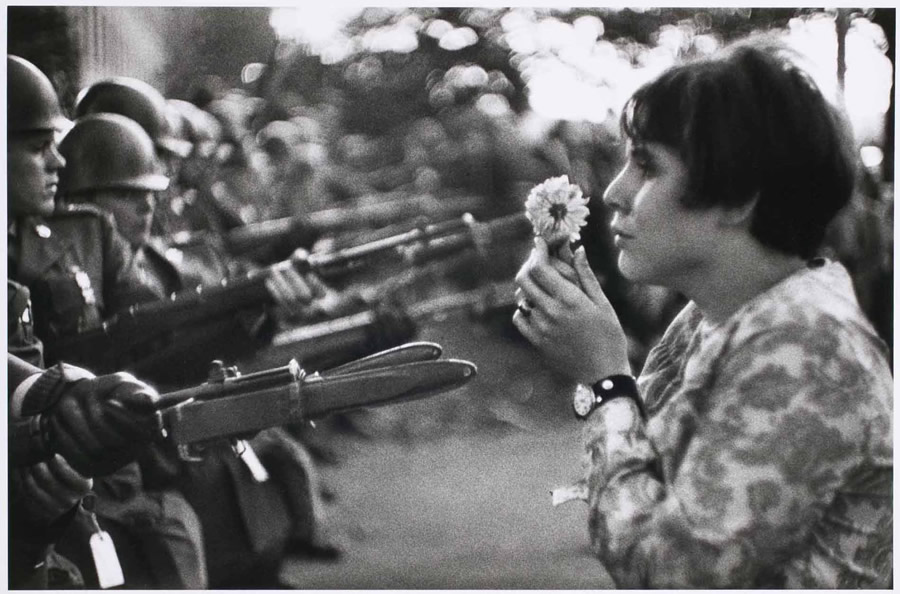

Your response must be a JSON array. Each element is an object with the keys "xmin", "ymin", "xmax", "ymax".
[
  {"xmin": 93, "ymin": 189, "xmax": 157, "ymax": 247},
  {"xmin": 8, "ymin": 131, "xmax": 65, "ymax": 217}
]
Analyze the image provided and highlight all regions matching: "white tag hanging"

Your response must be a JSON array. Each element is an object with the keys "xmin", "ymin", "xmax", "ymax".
[
  {"xmin": 89, "ymin": 531, "xmax": 124, "ymax": 589},
  {"xmin": 234, "ymin": 439, "xmax": 270, "ymax": 483}
]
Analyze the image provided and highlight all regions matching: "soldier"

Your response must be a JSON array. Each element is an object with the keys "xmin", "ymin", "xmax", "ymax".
[
  {"xmin": 73, "ymin": 76, "xmax": 192, "ymax": 178},
  {"xmin": 9, "ymin": 352, "xmax": 164, "ymax": 589},
  {"xmin": 8, "ymin": 54, "xmax": 207, "ymax": 590},
  {"xmin": 76, "ymin": 78, "xmax": 268, "ymax": 235},
  {"xmin": 73, "ymin": 76, "xmax": 200, "ymax": 237},
  {"xmin": 56, "ymin": 110, "xmax": 340, "ymax": 587},
  {"xmin": 166, "ymin": 98, "xmax": 235, "ymax": 235},
  {"xmin": 56, "ymin": 111, "xmax": 338, "ymax": 383}
]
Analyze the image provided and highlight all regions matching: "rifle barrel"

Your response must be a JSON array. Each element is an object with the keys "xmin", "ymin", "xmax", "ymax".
[
  {"xmin": 158, "ymin": 359, "xmax": 303, "ymax": 409},
  {"xmin": 225, "ymin": 193, "xmax": 484, "ymax": 257},
  {"xmin": 402, "ymin": 212, "xmax": 530, "ymax": 266}
]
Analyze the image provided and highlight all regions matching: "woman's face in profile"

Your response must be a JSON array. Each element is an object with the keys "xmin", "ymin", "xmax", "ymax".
[{"xmin": 602, "ymin": 140, "xmax": 724, "ymax": 289}]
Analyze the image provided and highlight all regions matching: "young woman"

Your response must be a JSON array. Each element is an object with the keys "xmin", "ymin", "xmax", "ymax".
[{"xmin": 513, "ymin": 39, "xmax": 892, "ymax": 588}]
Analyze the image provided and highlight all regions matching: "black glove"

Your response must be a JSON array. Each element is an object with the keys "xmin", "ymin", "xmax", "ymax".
[{"xmin": 25, "ymin": 365, "xmax": 163, "ymax": 477}]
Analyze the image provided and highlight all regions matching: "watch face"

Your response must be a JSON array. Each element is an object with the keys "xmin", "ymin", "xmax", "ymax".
[{"xmin": 573, "ymin": 384, "xmax": 595, "ymax": 417}]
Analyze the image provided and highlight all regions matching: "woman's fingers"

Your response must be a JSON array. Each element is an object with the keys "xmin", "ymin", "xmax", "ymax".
[
  {"xmin": 573, "ymin": 246, "xmax": 609, "ymax": 306},
  {"xmin": 555, "ymin": 241, "xmax": 576, "ymax": 267},
  {"xmin": 515, "ymin": 267, "xmax": 555, "ymax": 313}
]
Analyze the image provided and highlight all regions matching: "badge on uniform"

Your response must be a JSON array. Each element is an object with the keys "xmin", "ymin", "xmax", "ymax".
[
  {"xmin": 70, "ymin": 266, "xmax": 97, "ymax": 305},
  {"xmin": 164, "ymin": 246, "xmax": 185, "ymax": 266}
]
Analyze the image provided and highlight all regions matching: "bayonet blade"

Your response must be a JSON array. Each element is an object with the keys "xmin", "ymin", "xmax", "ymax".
[
  {"xmin": 162, "ymin": 358, "xmax": 476, "ymax": 445},
  {"xmin": 304, "ymin": 359, "xmax": 476, "ymax": 416},
  {"xmin": 322, "ymin": 342, "xmax": 443, "ymax": 376}
]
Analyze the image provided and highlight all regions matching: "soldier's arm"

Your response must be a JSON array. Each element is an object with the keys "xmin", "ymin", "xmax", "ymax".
[
  {"xmin": 8, "ymin": 354, "xmax": 94, "ymax": 576},
  {"xmin": 9, "ymin": 353, "xmax": 163, "ymax": 476}
]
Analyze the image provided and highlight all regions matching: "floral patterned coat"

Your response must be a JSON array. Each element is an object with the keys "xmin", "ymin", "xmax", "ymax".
[{"xmin": 576, "ymin": 259, "xmax": 892, "ymax": 588}]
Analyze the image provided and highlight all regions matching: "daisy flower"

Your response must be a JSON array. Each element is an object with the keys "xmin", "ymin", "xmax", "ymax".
[{"xmin": 524, "ymin": 175, "xmax": 590, "ymax": 248}]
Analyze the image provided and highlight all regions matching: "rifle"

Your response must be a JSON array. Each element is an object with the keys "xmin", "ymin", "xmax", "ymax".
[
  {"xmin": 242, "ymin": 281, "xmax": 517, "ymax": 372},
  {"xmin": 173, "ymin": 192, "xmax": 485, "ymax": 261},
  {"xmin": 13, "ymin": 342, "xmax": 477, "ymax": 466},
  {"xmin": 45, "ymin": 213, "xmax": 530, "ymax": 369},
  {"xmin": 162, "ymin": 342, "xmax": 474, "ymax": 459}
]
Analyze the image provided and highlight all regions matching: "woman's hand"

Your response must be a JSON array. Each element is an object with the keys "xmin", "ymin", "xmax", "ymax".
[{"xmin": 513, "ymin": 238, "xmax": 630, "ymax": 384}]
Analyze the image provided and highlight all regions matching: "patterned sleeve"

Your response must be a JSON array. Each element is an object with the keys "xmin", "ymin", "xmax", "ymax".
[{"xmin": 582, "ymin": 319, "xmax": 871, "ymax": 588}]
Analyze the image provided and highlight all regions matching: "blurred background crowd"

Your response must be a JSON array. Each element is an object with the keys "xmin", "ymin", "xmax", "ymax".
[{"xmin": 7, "ymin": 6, "xmax": 895, "ymax": 589}]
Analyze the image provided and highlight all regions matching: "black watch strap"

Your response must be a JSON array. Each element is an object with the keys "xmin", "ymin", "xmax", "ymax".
[{"xmin": 592, "ymin": 374, "xmax": 646, "ymax": 419}]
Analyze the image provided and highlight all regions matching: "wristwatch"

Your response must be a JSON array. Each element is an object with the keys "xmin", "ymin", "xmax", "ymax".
[{"xmin": 573, "ymin": 374, "xmax": 646, "ymax": 420}]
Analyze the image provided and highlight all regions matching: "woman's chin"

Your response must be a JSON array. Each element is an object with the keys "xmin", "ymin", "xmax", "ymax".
[{"xmin": 617, "ymin": 254, "xmax": 641, "ymax": 282}]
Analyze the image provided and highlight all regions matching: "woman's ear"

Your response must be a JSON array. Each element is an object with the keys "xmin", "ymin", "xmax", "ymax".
[{"xmin": 719, "ymin": 193, "xmax": 758, "ymax": 229}]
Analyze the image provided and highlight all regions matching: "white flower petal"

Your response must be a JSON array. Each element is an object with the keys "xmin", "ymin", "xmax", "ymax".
[{"xmin": 523, "ymin": 176, "xmax": 591, "ymax": 245}]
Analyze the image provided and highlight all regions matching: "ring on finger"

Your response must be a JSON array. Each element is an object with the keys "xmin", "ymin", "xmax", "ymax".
[{"xmin": 516, "ymin": 299, "xmax": 533, "ymax": 317}]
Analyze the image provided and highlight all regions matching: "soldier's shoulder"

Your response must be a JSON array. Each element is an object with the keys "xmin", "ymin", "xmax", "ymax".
[
  {"xmin": 52, "ymin": 202, "xmax": 109, "ymax": 220},
  {"xmin": 48, "ymin": 203, "xmax": 118, "ymax": 235}
]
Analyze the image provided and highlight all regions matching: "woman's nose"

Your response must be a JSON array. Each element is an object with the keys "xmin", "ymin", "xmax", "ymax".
[{"xmin": 602, "ymin": 167, "xmax": 631, "ymax": 213}]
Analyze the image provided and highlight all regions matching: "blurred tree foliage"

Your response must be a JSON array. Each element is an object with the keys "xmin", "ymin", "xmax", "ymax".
[{"xmin": 262, "ymin": 7, "xmax": 808, "ymax": 134}]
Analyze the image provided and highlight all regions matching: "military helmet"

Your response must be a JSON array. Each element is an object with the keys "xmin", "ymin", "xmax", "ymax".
[
  {"xmin": 8, "ymin": 55, "xmax": 67, "ymax": 133},
  {"xmin": 167, "ymin": 98, "xmax": 222, "ymax": 157},
  {"xmin": 58, "ymin": 113, "xmax": 170, "ymax": 196},
  {"xmin": 74, "ymin": 77, "xmax": 192, "ymax": 158}
]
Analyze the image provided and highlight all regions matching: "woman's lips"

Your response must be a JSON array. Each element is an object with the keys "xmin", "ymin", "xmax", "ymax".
[{"xmin": 611, "ymin": 226, "xmax": 633, "ymax": 247}]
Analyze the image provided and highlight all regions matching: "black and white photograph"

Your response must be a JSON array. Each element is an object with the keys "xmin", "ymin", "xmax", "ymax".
[{"xmin": 6, "ymin": 5, "xmax": 894, "ymax": 589}]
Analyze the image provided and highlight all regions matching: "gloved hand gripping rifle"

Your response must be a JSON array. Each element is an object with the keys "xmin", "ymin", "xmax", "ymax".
[{"xmin": 14, "ymin": 342, "xmax": 476, "ymax": 467}]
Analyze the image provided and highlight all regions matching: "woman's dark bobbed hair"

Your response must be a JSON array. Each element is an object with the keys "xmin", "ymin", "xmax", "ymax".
[{"xmin": 620, "ymin": 37, "xmax": 857, "ymax": 259}]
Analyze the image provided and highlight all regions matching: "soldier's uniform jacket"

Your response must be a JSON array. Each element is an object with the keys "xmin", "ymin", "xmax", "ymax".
[
  {"xmin": 142, "ymin": 235, "xmax": 234, "ymax": 296},
  {"xmin": 8, "ymin": 280, "xmax": 44, "ymax": 367},
  {"xmin": 8, "ymin": 204, "xmax": 158, "ymax": 359}
]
